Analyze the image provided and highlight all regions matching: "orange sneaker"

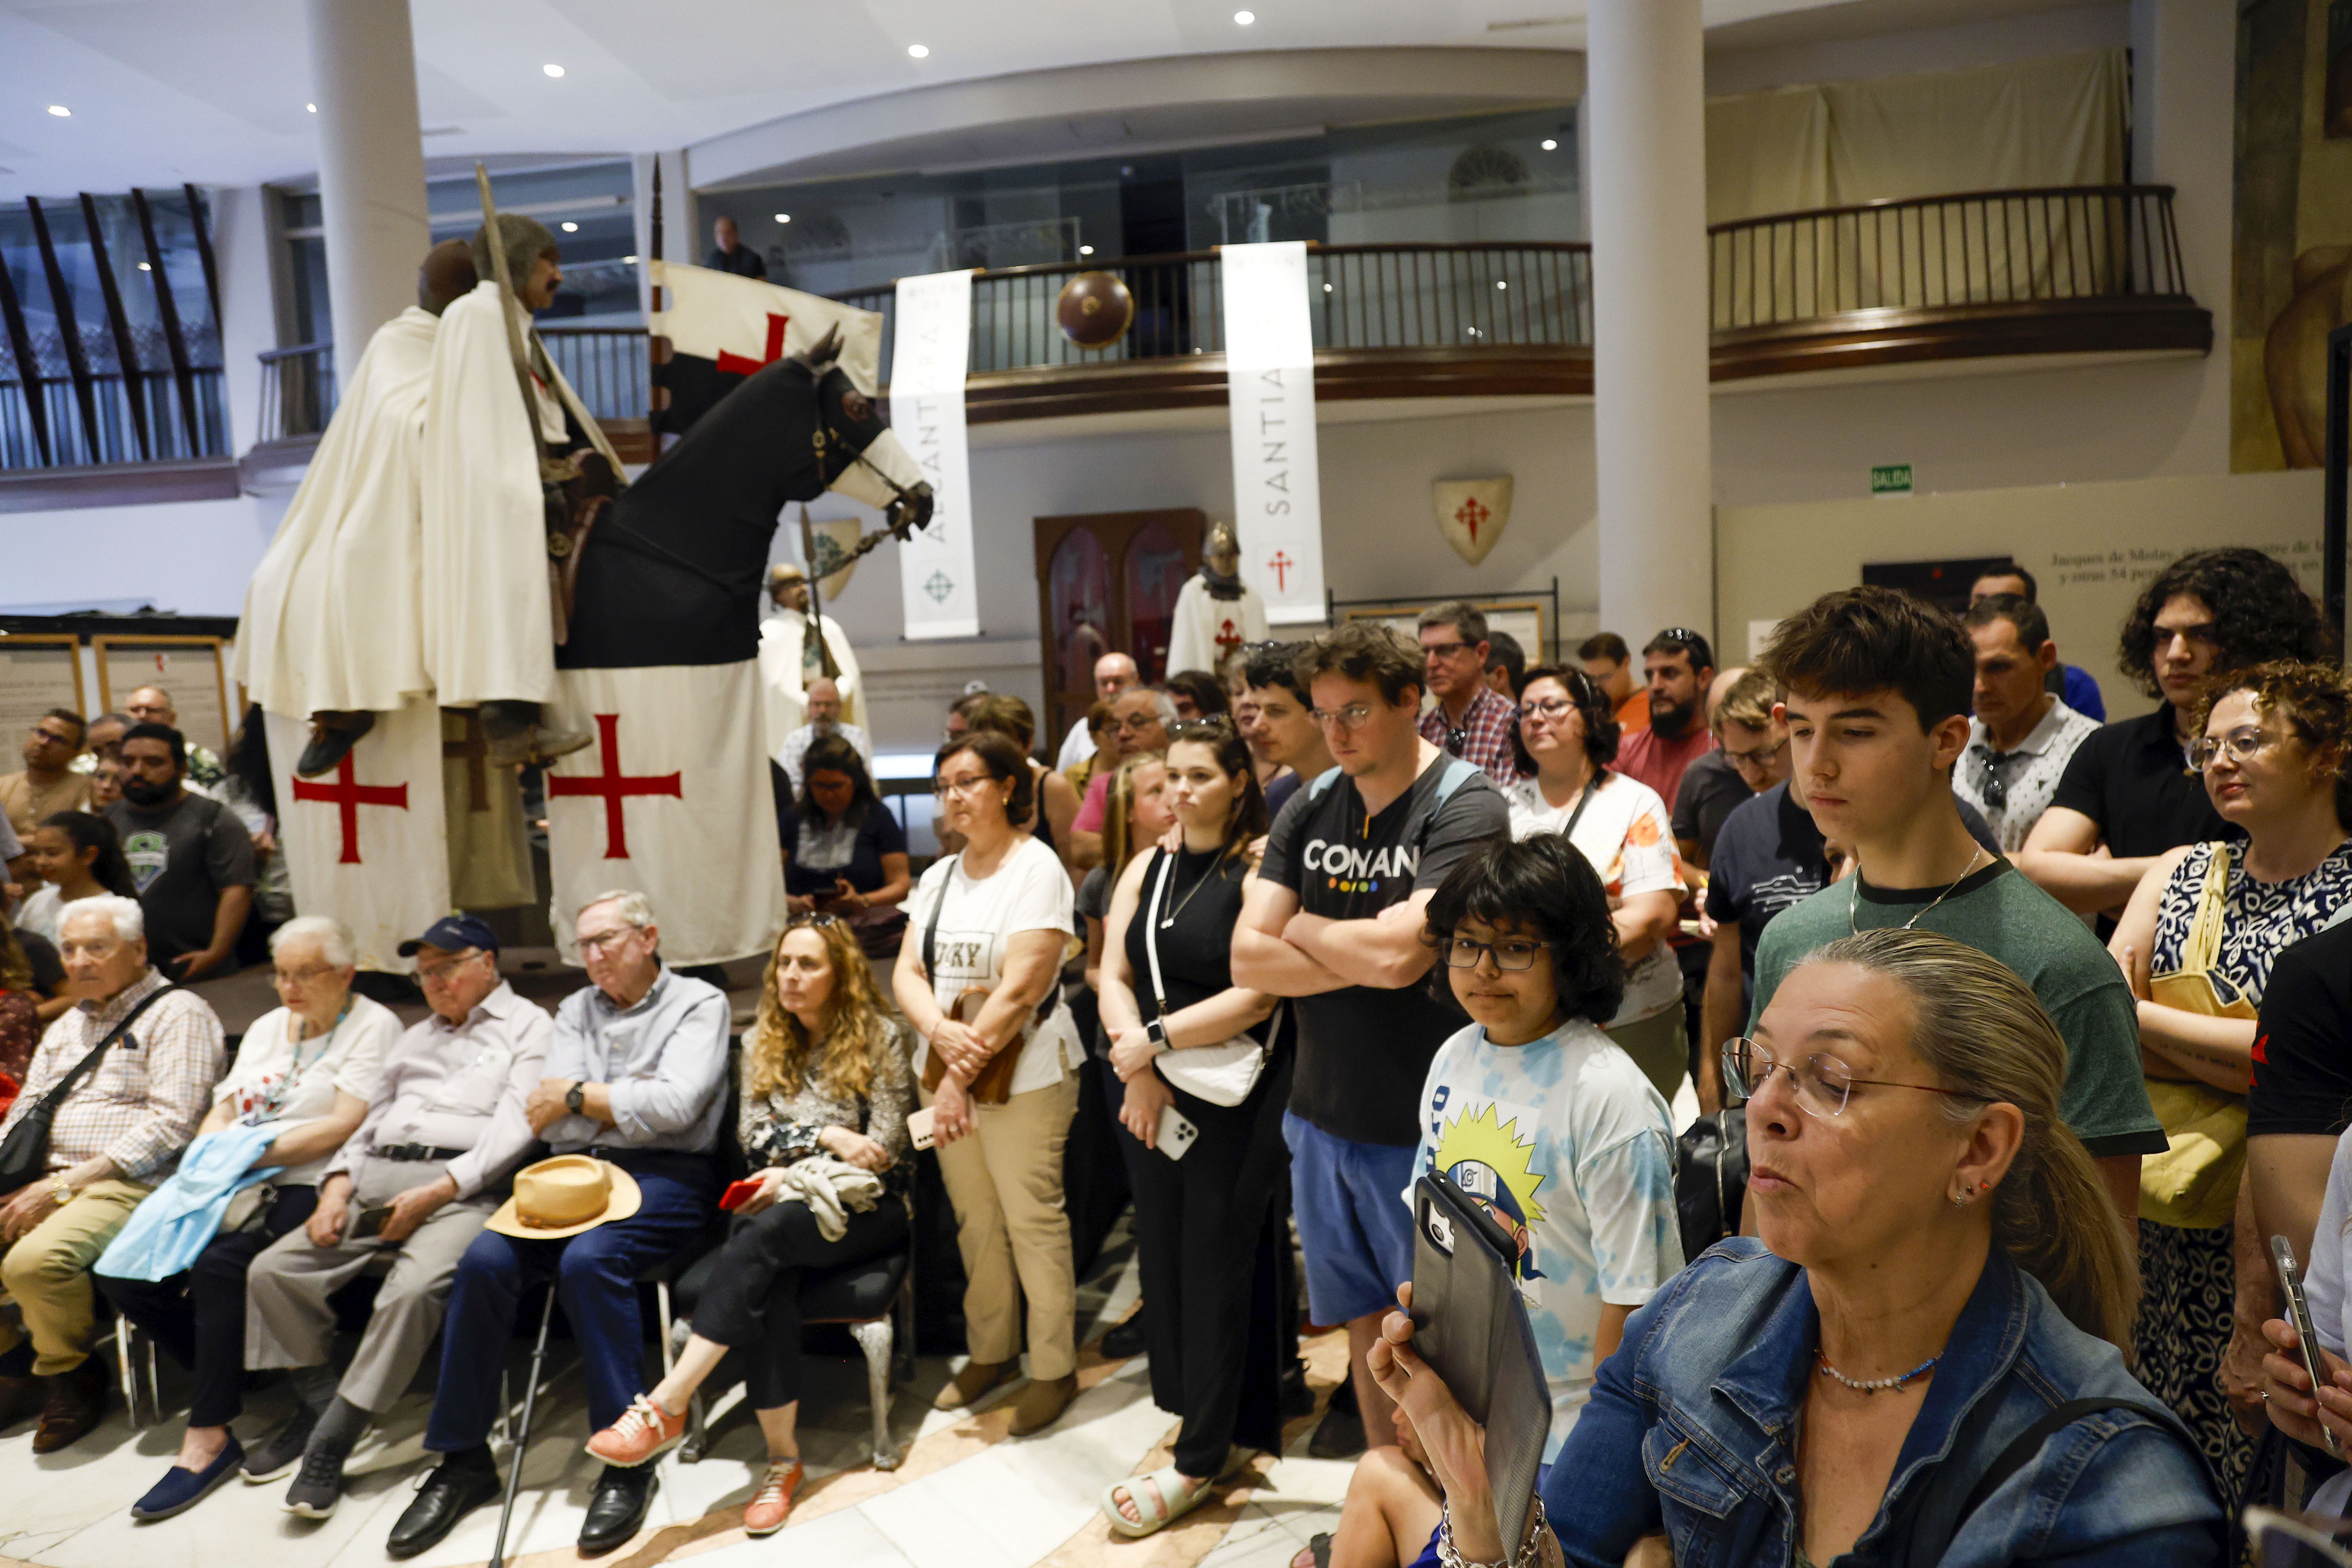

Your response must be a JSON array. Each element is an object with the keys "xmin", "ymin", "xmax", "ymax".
[
  {"xmin": 743, "ymin": 1458, "xmax": 804, "ymax": 1537},
  {"xmin": 585, "ymin": 1394, "xmax": 687, "ymax": 1467}
]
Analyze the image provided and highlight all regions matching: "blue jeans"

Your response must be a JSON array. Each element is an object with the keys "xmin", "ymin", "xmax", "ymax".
[{"xmin": 423, "ymin": 1152, "xmax": 715, "ymax": 1452}]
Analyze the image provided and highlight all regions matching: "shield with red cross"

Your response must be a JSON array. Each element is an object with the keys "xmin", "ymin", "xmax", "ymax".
[
  {"xmin": 1433, "ymin": 476, "xmax": 1514, "ymax": 567},
  {"xmin": 543, "ymin": 662, "xmax": 785, "ymax": 967},
  {"xmin": 265, "ymin": 700, "xmax": 452, "ymax": 973}
]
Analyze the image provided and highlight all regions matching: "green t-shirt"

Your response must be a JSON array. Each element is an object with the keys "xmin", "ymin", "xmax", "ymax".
[{"xmin": 1748, "ymin": 862, "xmax": 2165, "ymax": 1159}]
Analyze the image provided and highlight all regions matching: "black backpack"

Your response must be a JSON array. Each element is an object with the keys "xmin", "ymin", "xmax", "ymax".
[{"xmin": 1675, "ymin": 1106, "xmax": 1749, "ymax": 1262}]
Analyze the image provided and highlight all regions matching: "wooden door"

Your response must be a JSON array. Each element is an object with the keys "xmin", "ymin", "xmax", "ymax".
[{"xmin": 1034, "ymin": 508, "xmax": 1204, "ymax": 746}]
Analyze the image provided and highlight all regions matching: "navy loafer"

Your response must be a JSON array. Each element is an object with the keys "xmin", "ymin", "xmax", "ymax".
[{"xmin": 130, "ymin": 1435, "xmax": 246, "ymax": 1522}]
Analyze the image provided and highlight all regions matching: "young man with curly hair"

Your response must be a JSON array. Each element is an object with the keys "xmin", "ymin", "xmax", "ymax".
[{"xmin": 2019, "ymin": 547, "xmax": 2332, "ymax": 925}]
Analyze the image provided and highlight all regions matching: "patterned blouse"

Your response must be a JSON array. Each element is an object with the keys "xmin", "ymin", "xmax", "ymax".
[
  {"xmin": 2149, "ymin": 839, "xmax": 2352, "ymax": 1009},
  {"xmin": 738, "ymin": 1018, "xmax": 915, "ymax": 1201}
]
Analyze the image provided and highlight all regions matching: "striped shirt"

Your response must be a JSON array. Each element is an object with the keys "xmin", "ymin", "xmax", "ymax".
[{"xmin": 0, "ymin": 967, "xmax": 225, "ymax": 1181}]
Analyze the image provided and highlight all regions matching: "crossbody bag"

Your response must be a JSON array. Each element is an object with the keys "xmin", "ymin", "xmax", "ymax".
[
  {"xmin": 918, "ymin": 856, "xmax": 1057, "ymax": 1106},
  {"xmin": 0, "ymin": 985, "xmax": 176, "ymax": 1194},
  {"xmin": 1142, "ymin": 846, "xmax": 1279, "ymax": 1108},
  {"xmin": 2141, "ymin": 842, "xmax": 2253, "ymax": 1230}
]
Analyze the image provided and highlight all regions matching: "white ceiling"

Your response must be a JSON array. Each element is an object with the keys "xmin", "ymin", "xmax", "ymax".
[{"xmin": 0, "ymin": 0, "xmax": 2096, "ymax": 201}]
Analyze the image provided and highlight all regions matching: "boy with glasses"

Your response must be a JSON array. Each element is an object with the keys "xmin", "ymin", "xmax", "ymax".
[
  {"xmin": 1235, "ymin": 622, "xmax": 1508, "ymax": 1457},
  {"xmin": 1743, "ymin": 588, "xmax": 2161, "ymax": 1218}
]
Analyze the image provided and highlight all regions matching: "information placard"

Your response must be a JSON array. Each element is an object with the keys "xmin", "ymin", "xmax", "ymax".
[
  {"xmin": 96, "ymin": 636, "xmax": 232, "ymax": 756},
  {"xmin": 0, "ymin": 635, "xmax": 87, "ymax": 748}
]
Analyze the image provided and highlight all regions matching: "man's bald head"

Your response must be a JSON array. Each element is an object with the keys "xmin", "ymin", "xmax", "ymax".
[
  {"xmin": 418, "ymin": 240, "xmax": 479, "ymax": 316},
  {"xmin": 806, "ymin": 678, "xmax": 841, "ymax": 726},
  {"xmin": 1094, "ymin": 653, "xmax": 1140, "ymax": 702}
]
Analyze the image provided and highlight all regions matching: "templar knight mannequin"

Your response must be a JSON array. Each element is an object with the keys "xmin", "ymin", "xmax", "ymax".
[{"xmin": 1165, "ymin": 519, "xmax": 1269, "ymax": 677}]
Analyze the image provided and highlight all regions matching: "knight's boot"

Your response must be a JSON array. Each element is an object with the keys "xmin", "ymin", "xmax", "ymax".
[
  {"xmin": 295, "ymin": 711, "xmax": 377, "ymax": 777},
  {"xmin": 479, "ymin": 701, "xmax": 592, "ymax": 768}
]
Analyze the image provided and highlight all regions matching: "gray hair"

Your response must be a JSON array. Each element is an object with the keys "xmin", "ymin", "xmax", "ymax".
[
  {"xmin": 60, "ymin": 894, "xmax": 143, "ymax": 944},
  {"xmin": 270, "ymin": 915, "xmax": 357, "ymax": 969},
  {"xmin": 580, "ymin": 889, "xmax": 657, "ymax": 929},
  {"xmin": 1128, "ymin": 687, "xmax": 1180, "ymax": 727}
]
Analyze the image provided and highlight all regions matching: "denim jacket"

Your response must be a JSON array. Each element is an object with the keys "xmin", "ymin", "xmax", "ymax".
[{"xmin": 1538, "ymin": 1241, "xmax": 2223, "ymax": 1568}]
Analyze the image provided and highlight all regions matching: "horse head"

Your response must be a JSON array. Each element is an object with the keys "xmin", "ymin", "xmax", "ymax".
[{"xmin": 792, "ymin": 325, "xmax": 935, "ymax": 537}]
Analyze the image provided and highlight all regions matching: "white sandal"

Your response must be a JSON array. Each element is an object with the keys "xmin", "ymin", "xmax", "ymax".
[{"xmin": 1100, "ymin": 1448, "xmax": 1244, "ymax": 1537}]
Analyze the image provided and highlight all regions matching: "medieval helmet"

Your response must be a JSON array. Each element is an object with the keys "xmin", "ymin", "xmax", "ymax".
[{"xmin": 469, "ymin": 212, "xmax": 559, "ymax": 292}]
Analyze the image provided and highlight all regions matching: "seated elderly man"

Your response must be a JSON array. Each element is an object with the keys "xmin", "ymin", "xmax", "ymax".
[
  {"xmin": 776, "ymin": 676, "xmax": 874, "ymax": 793},
  {"xmin": 0, "ymin": 897, "xmax": 225, "ymax": 1452},
  {"xmin": 390, "ymin": 891, "xmax": 728, "ymax": 1560},
  {"xmin": 241, "ymin": 914, "xmax": 548, "ymax": 1521}
]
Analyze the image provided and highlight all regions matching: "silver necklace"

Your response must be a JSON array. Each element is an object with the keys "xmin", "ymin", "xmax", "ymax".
[
  {"xmin": 1849, "ymin": 845, "xmax": 1987, "ymax": 935},
  {"xmin": 1160, "ymin": 840, "xmax": 1233, "ymax": 929},
  {"xmin": 1816, "ymin": 1350, "xmax": 1937, "ymax": 1394}
]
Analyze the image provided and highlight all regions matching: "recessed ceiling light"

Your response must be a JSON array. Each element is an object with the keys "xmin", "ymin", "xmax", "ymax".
[
  {"xmin": 1235, "ymin": 9, "xmax": 1255, "ymax": 22},
  {"xmin": 623, "ymin": 254, "xmax": 639, "ymax": 263},
  {"xmin": 561, "ymin": 221, "xmax": 578, "ymax": 232},
  {"xmin": 906, "ymin": 42, "xmax": 929, "ymax": 58},
  {"xmin": 306, "ymin": 102, "xmax": 318, "ymax": 113},
  {"xmin": 137, "ymin": 261, "xmax": 151, "ymax": 270},
  {"xmin": 47, "ymin": 104, "xmax": 70, "ymax": 117},
  {"xmin": 543, "ymin": 62, "xmax": 565, "ymax": 77},
  {"xmin": 774, "ymin": 212, "xmax": 791, "ymax": 223},
  {"xmin": 1496, "ymin": 279, "xmax": 1508, "ymax": 290},
  {"xmin": 1078, "ymin": 245, "xmax": 1094, "ymax": 256},
  {"xmin": 1322, "ymin": 282, "xmax": 1332, "ymax": 292},
  {"xmin": 1540, "ymin": 138, "xmax": 1557, "ymax": 151}
]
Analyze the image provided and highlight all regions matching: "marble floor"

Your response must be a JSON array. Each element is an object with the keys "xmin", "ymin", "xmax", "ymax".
[{"xmin": 0, "ymin": 1237, "xmax": 1360, "ymax": 1568}]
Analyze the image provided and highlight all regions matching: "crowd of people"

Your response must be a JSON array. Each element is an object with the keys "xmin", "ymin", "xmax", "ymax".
[{"xmin": 4, "ymin": 544, "xmax": 2352, "ymax": 1567}]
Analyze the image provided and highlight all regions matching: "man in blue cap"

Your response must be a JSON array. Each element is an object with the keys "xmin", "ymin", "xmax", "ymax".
[{"xmin": 243, "ymin": 914, "xmax": 550, "ymax": 1522}]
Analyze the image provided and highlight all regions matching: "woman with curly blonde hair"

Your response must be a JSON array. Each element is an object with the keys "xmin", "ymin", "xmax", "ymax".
[{"xmin": 585, "ymin": 913, "xmax": 912, "ymax": 1535}]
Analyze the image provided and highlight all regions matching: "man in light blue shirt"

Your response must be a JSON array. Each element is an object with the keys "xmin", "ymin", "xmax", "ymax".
[{"xmin": 394, "ymin": 891, "xmax": 728, "ymax": 1561}]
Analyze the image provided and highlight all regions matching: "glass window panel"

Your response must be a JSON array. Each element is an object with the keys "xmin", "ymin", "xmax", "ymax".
[
  {"xmin": 1124, "ymin": 522, "xmax": 1191, "ymax": 685},
  {"xmin": 143, "ymin": 190, "xmax": 220, "ymax": 369},
  {"xmin": 30, "ymin": 200, "xmax": 119, "ymax": 376}
]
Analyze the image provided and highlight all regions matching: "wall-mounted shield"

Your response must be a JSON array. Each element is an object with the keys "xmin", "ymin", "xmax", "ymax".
[{"xmin": 1435, "ymin": 477, "xmax": 1513, "ymax": 566}]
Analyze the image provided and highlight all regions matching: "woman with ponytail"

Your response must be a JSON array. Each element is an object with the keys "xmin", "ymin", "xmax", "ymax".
[{"xmin": 1353, "ymin": 929, "xmax": 2223, "ymax": 1568}]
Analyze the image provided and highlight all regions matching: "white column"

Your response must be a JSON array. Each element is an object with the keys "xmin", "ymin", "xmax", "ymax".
[
  {"xmin": 306, "ymin": 0, "xmax": 430, "ymax": 359},
  {"xmin": 1586, "ymin": 0, "xmax": 1713, "ymax": 644}
]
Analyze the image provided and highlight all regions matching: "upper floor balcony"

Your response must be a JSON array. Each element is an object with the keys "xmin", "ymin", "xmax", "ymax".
[{"xmin": 6, "ymin": 182, "xmax": 2206, "ymax": 487}]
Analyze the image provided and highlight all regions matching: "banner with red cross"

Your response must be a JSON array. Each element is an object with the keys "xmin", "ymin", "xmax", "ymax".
[
  {"xmin": 648, "ymin": 261, "xmax": 883, "ymax": 438},
  {"xmin": 265, "ymin": 700, "xmax": 450, "ymax": 973},
  {"xmin": 544, "ymin": 661, "xmax": 785, "ymax": 967}
]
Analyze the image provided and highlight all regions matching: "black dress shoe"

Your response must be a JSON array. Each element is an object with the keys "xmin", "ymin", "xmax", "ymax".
[
  {"xmin": 0, "ymin": 1374, "xmax": 42, "ymax": 1430},
  {"xmin": 386, "ymin": 1454, "xmax": 502, "ymax": 1560},
  {"xmin": 578, "ymin": 1465, "xmax": 658, "ymax": 1555},
  {"xmin": 295, "ymin": 711, "xmax": 375, "ymax": 777},
  {"xmin": 1099, "ymin": 1305, "xmax": 1147, "ymax": 1359},
  {"xmin": 1278, "ymin": 1360, "xmax": 1315, "ymax": 1421},
  {"xmin": 1307, "ymin": 1376, "xmax": 1365, "ymax": 1460}
]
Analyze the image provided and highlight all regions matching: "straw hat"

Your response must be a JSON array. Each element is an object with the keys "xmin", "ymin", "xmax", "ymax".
[{"xmin": 485, "ymin": 1155, "xmax": 641, "ymax": 1240}]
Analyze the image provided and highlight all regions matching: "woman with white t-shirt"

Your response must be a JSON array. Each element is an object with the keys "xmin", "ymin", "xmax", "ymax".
[
  {"xmin": 894, "ymin": 730, "xmax": 1087, "ymax": 1437},
  {"xmin": 98, "ymin": 915, "xmax": 399, "ymax": 1521},
  {"xmin": 1503, "ymin": 666, "xmax": 1690, "ymax": 1102}
]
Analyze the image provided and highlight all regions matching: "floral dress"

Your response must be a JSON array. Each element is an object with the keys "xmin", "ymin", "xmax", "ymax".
[{"xmin": 2137, "ymin": 838, "xmax": 2352, "ymax": 1504}]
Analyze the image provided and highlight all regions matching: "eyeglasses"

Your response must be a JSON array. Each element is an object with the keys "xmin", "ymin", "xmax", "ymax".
[
  {"xmin": 1422, "ymin": 640, "xmax": 1476, "ymax": 661},
  {"xmin": 1308, "ymin": 702, "xmax": 1380, "ymax": 731},
  {"xmin": 786, "ymin": 911, "xmax": 842, "ymax": 929},
  {"xmin": 577, "ymin": 926, "xmax": 642, "ymax": 956},
  {"xmin": 1440, "ymin": 936, "xmax": 1548, "ymax": 971},
  {"xmin": 932, "ymin": 773, "xmax": 996, "ymax": 798},
  {"xmin": 1520, "ymin": 698, "xmax": 1575, "ymax": 722},
  {"xmin": 415, "ymin": 949, "xmax": 486, "ymax": 984},
  {"xmin": 271, "ymin": 963, "xmax": 339, "ymax": 988},
  {"xmin": 1723, "ymin": 737, "xmax": 1786, "ymax": 770},
  {"xmin": 1167, "ymin": 718, "xmax": 1232, "ymax": 740},
  {"xmin": 1114, "ymin": 713, "xmax": 1166, "ymax": 734},
  {"xmin": 2189, "ymin": 725, "xmax": 2277, "ymax": 773},
  {"xmin": 1968, "ymin": 748, "xmax": 2027, "ymax": 810},
  {"xmin": 1721, "ymin": 1036, "xmax": 1980, "ymax": 1120}
]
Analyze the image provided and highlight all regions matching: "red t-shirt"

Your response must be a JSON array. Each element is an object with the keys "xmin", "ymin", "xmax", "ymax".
[{"xmin": 1615, "ymin": 724, "xmax": 1716, "ymax": 818}]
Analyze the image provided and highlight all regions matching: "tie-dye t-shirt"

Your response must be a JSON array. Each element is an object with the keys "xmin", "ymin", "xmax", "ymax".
[{"xmin": 1409, "ymin": 1016, "xmax": 1684, "ymax": 1460}]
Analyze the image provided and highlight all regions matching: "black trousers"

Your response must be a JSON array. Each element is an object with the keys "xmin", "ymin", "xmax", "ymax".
[
  {"xmin": 691, "ymin": 1195, "xmax": 909, "ymax": 1411},
  {"xmin": 1106, "ymin": 1050, "xmax": 1294, "ymax": 1476},
  {"xmin": 100, "ymin": 1183, "xmax": 319, "ymax": 1428}
]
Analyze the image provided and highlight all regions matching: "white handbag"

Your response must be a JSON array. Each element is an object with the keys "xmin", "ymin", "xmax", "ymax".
[{"xmin": 1142, "ymin": 848, "xmax": 1276, "ymax": 1108}]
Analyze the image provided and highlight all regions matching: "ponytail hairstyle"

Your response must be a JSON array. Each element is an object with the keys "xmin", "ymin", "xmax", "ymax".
[
  {"xmin": 1164, "ymin": 715, "xmax": 1269, "ymax": 856},
  {"xmin": 39, "ymin": 811, "xmax": 137, "ymax": 898},
  {"xmin": 1801, "ymin": 929, "xmax": 2138, "ymax": 1348}
]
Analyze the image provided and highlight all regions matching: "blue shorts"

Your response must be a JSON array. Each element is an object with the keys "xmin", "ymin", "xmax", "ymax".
[{"xmin": 1284, "ymin": 1111, "xmax": 1418, "ymax": 1325}]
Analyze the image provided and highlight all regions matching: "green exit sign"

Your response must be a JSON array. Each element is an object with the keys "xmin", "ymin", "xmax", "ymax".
[{"xmin": 1870, "ymin": 464, "xmax": 1914, "ymax": 496}]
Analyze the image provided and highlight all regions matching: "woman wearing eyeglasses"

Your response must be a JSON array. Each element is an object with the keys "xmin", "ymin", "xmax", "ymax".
[
  {"xmin": 1357, "ymin": 929, "xmax": 2221, "ymax": 1568},
  {"xmin": 1095, "ymin": 718, "xmax": 1285, "ymax": 1535},
  {"xmin": 1501, "ymin": 665, "xmax": 1690, "ymax": 1103},
  {"xmin": 893, "ymin": 730, "xmax": 1087, "ymax": 1436},
  {"xmin": 587, "ymin": 912, "xmax": 911, "ymax": 1534},
  {"xmin": 2106, "ymin": 659, "xmax": 2352, "ymax": 1503},
  {"xmin": 98, "ymin": 917, "xmax": 395, "ymax": 1520}
]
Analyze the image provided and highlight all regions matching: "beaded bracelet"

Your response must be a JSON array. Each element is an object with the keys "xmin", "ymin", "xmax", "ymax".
[{"xmin": 1435, "ymin": 1497, "xmax": 1550, "ymax": 1568}]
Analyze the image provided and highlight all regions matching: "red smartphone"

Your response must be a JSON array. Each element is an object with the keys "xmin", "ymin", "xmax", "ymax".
[{"xmin": 719, "ymin": 1178, "xmax": 764, "ymax": 1211}]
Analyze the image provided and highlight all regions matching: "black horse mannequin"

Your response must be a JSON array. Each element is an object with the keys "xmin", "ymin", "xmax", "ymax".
[{"xmin": 559, "ymin": 332, "xmax": 933, "ymax": 671}]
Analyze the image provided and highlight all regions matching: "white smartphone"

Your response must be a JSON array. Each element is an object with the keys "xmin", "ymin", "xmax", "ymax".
[
  {"xmin": 906, "ymin": 1107, "xmax": 936, "ymax": 1151},
  {"xmin": 1156, "ymin": 1103, "xmax": 1199, "ymax": 1161}
]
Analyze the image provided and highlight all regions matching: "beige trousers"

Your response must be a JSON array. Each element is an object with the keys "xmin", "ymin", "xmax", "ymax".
[
  {"xmin": 921, "ymin": 1071, "xmax": 1080, "ymax": 1380},
  {"xmin": 0, "ymin": 1178, "xmax": 150, "ymax": 1375},
  {"xmin": 1606, "ymin": 1005, "xmax": 1691, "ymax": 1106}
]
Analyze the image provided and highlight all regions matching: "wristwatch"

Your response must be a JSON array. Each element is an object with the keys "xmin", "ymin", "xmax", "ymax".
[
  {"xmin": 564, "ymin": 1081, "xmax": 585, "ymax": 1114},
  {"xmin": 1144, "ymin": 1018, "xmax": 1170, "ymax": 1053},
  {"xmin": 49, "ymin": 1175, "xmax": 74, "ymax": 1207}
]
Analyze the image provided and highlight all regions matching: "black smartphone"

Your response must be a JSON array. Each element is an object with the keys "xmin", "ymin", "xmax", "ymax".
[
  {"xmin": 349, "ymin": 1204, "xmax": 395, "ymax": 1241},
  {"xmin": 2272, "ymin": 1234, "xmax": 2345, "ymax": 1460}
]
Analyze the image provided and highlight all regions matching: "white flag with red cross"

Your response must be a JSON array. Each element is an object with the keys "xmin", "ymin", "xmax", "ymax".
[
  {"xmin": 544, "ymin": 662, "xmax": 785, "ymax": 967},
  {"xmin": 649, "ymin": 261, "xmax": 883, "ymax": 437},
  {"xmin": 266, "ymin": 700, "xmax": 451, "ymax": 973}
]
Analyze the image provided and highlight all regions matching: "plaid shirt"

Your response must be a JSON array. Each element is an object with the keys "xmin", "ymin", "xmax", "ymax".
[
  {"xmin": 0, "ymin": 968, "xmax": 225, "ymax": 1182},
  {"xmin": 1420, "ymin": 684, "xmax": 1521, "ymax": 785}
]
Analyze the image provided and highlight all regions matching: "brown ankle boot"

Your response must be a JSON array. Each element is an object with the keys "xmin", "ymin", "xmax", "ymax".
[
  {"xmin": 1009, "ymin": 1373, "xmax": 1077, "ymax": 1436},
  {"xmin": 933, "ymin": 1359, "xmax": 1016, "ymax": 1412},
  {"xmin": 33, "ymin": 1356, "xmax": 108, "ymax": 1454}
]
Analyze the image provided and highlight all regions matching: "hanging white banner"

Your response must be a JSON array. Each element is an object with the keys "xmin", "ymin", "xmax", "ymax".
[
  {"xmin": 1221, "ymin": 241, "xmax": 1325, "ymax": 624},
  {"xmin": 890, "ymin": 270, "xmax": 980, "ymax": 640},
  {"xmin": 265, "ymin": 700, "xmax": 450, "ymax": 974}
]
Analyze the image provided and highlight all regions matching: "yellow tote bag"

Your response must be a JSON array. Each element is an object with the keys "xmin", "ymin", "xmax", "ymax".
[{"xmin": 2139, "ymin": 844, "xmax": 2254, "ymax": 1232}]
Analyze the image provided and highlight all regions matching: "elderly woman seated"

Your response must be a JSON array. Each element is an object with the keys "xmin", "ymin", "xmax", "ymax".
[{"xmin": 1364, "ymin": 929, "xmax": 2223, "ymax": 1568}]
